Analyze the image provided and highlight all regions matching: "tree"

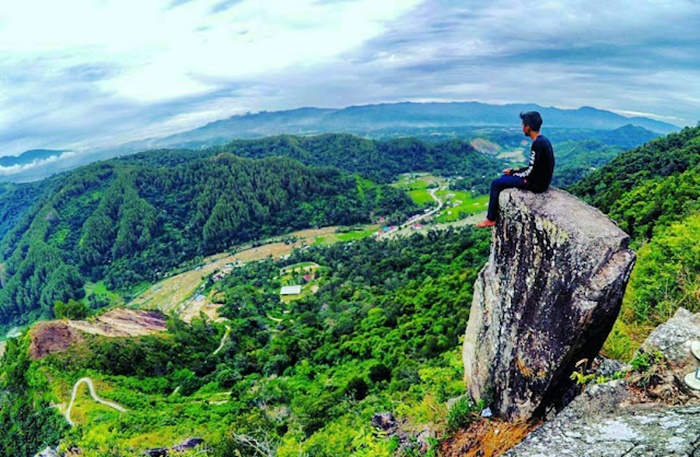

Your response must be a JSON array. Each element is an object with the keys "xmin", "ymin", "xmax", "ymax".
[{"xmin": 53, "ymin": 299, "xmax": 90, "ymax": 320}]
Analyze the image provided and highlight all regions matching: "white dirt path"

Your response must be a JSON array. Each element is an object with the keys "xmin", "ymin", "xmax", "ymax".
[
  {"xmin": 65, "ymin": 378, "xmax": 127, "ymax": 426},
  {"xmin": 212, "ymin": 325, "xmax": 231, "ymax": 356}
]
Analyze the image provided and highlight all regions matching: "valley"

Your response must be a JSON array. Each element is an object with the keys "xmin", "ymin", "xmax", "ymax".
[
  {"xmin": 128, "ymin": 172, "xmax": 488, "ymax": 325},
  {"xmin": 2, "ymin": 123, "xmax": 698, "ymax": 456}
]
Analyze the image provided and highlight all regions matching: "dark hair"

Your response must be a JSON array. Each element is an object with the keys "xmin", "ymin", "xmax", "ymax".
[{"xmin": 520, "ymin": 111, "xmax": 543, "ymax": 131}]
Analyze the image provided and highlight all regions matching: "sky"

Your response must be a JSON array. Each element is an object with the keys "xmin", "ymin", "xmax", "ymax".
[{"xmin": 1, "ymin": 0, "xmax": 699, "ymax": 158}]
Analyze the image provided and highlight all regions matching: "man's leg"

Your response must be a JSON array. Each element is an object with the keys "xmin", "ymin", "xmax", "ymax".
[{"xmin": 485, "ymin": 175, "xmax": 527, "ymax": 222}]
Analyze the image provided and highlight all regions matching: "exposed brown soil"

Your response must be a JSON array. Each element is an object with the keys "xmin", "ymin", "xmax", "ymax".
[
  {"xmin": 29, "ymin": 321, "xmax": 85, "ymax": 360},
  {"xmin": 29, "ymin": 309, "xmax": 167, "ymax": 360},
  {"xmin": 68, "ymin": 308, "xmax": 167, "ymax": 337},
  {"xmin": 440, "ymin": 419, "xmax": 539, "ymax": 457}
]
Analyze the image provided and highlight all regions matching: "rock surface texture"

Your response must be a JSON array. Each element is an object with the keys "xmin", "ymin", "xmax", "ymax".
[
  {"xmin": 504, "ymin": 381, "xmax": 700, "ymax": 457},
  {"xmin": 463, "ymin": 188, "xmax": 636, "ymax": 420},
  {"xmin": 641, "ymin": 307, "xmax": 700, "ymax": 369},
  {"xmin": 507, "ymin": 309, "xmax": 700, "ymax": 456}
]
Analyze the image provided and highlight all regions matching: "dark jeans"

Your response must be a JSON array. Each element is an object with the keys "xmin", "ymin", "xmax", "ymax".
[{"xmin": 486, "ymin": 175, "xmax": 528, "ymax": 221}]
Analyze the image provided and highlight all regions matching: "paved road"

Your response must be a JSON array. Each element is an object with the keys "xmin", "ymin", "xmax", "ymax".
[
  {"xmin": 65, "ymin": 378, "xmax": 127, "ymax": 426},
  {"xmin": 378, "ymin": 185, "xmax": 445, "ymax": 239}
]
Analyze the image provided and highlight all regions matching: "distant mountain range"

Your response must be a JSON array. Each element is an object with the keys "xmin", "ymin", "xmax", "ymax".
[
  {"xmin": 130, "ymin": 102, "xmax": 678, "ymax": 151},
  {"xmin": 0, "ymin": 149, "xmax": 68, "ymax": 167},
  {"xmin": 0, "ymin": 102, "xmax": 679, "ymax": 183}
]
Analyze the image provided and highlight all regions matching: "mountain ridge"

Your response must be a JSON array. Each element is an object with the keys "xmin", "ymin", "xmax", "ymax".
[
  {"xmin": 149, "ymin": 102, "xmax": 678, "ymax": 150},
  {"xmin": 0, "ymin": 149, "xmax": 68, "ymax": 167},
  {"xmin": 0, "ymin": 102, "xmax": 677, "ymax": 183}
]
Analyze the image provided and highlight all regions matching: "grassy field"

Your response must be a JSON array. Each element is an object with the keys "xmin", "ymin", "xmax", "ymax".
[
  {"xmin": 84, "ymin": 281, "xmax": 124, "ymax": 304},
  {"xmin": 393, "ymin": 173, "xmax": 442, "ymax": 207},
  {"xmin": 311, "ymin": 227, "xmax": 379, "ymax": 246},
  {"xmin": 393, "ymin": 173, "xmax": 488, "ymax": 223},
  {"xmin": 434, "ymin": 190, "xmax": 489, "ymax": 223}
]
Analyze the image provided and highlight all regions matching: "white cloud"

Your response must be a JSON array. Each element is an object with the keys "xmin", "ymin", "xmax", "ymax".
[
  {"xmin": 0, "ymin": 0, "xmax": 422, "ymax": 102},
  {"xmin": 0, "ymin": 151, "xmax": 77, "ymax": 176},
  {"xmin": 1, "ymin": 0, "xmax": 699, "ymax": 161}
]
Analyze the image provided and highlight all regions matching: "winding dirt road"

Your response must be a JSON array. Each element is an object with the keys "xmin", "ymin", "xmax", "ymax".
[
  {"xmin": 65, "ymin": 378, "xmax": 127, "ymax": 426},
  {"xmin": 212, "ymin": 325, "xmax": 231, "ymax": 356}
]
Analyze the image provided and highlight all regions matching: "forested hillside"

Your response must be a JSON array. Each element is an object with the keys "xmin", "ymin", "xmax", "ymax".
[
  {"xmin": 1, "ymin": 227, "xmax": 490, "ymax": 456},
  {"xmin": 202, "ymin": 134, "xmax": 501, "ymax": 188},
  {"xmin": 0, "ymin": 152, "xmax": 416, "ymax": 328},
  {"xmin": 0, "ymin": 181, "xmax": 51, "ymax": 238},
  {"xmin": 1, "ymin": 123, "xmax": 698, "ymax": 455},
  {"xmin": 570, "ymin": 124, "xmax": 700, "ymax": 355}
]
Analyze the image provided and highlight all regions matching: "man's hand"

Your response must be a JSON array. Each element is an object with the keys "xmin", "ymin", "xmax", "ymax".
[{"xmin": 503, "ymin": 168, "xmax": 513, "ymax": 175}]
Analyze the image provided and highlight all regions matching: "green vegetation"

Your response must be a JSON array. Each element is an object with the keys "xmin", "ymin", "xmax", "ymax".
[
  {"xmin": 446, "ymin": 397, "xmax": 482, "ymax": 433},
  {"xmin": 0, "ymin": 123, "xmax": 687, "ymax": 455},
  {"xmin": 335, "ymin": 229, "xmax": 378, "ymax": 242},
  {"xmin": 0, "ymin": 337, "xmax": 70, "ymax": 457},
  {"xmin": 0, "ymin": 147, "xmax": 419, "ymax": 329},
  {"xmin": 212, "ymin": 134, "xmax": 503, "ymax": 185},
  {"xmin": 570, "ymin": 124, "xmax": 700, "ymax": 358},
  {"xmin": 433, "ymin": 191, "xmax": 488, "ymax": 223},
  {"xmin": 394, "ymin": 174, "xmax": 489, "ymax": 222},
  {"xmin": 552, "ymin": 139, "xmax": 627, "ymax": 189},
  {"xmin": 53, "ymin": 299, "xmax": 90, "ymax": 320},
  {"xmin": 1, "ymin": 227, "xmax": 490, "ymax": 456},
  {"xmin": 0, "ymin": 180, "xmax": 52, "ymax": 240}
]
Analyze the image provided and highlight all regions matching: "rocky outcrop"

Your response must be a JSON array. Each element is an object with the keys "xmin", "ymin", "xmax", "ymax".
[
  {"xmin": 506, "ymin": 308, "xmax": 700, "ymax": 456},
  {"xmin": 463, "ymin": 188, "xmax": 636, "ymax": 421},
  {"xmin": 143, "ymin": 438, "xmax": 205, "ymax": 456},
  {"xmin": 634, "ymin": 308, "xmax": 700, "ymax": 404},
  {"xmin": 504, "ymin": 381, "xmax": 700, "ymax": 456},
  {"xmin": 641, "ymin": 307, "xmax": 700, "ymax": 368}
]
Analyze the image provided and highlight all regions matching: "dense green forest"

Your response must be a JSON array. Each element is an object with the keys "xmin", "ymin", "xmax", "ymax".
[
  {"xmin": 0, "ymin": 181, "xmax": 51, "ymax": 238},
  {"xmin": 209, "ymin": 133, "xmax": 502, "ymax": 189},
  {"xmin": 0, "ymin": 133, "xmax": 508, "ymax": 329},
  {"xmin": 570, "ymin": 124, "xmax": 700, "ymax": 355},
  {"xmin": 1, "ymin": 227, "xmax": 490, "ymax": 456},
  {"xmin": 0, "ymin": 152, "xmax": 417, "ymax": 328}
]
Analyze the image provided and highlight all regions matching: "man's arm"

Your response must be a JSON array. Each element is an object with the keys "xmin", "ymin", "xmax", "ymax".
[{"xmin": 512, "ymin": 148, "xmax": 536, "ymax": 178}]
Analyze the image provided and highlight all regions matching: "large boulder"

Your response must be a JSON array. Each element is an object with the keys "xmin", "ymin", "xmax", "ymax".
[
  {"xmin": 463, "ymin": 188, "xmax": 636, "ymax": 420},
  {"xmin": 641, "ymin": 307, "xmax": 700, "ymax": 369}
]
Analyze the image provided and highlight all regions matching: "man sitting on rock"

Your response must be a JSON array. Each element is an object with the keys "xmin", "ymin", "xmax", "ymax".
[{"xmin": 476, "ymin": 111, "xmax": 555, "ymax": 228}]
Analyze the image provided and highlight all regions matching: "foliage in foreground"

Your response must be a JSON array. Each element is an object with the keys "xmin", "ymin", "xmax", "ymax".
[{"xmin": 1, "ymin": 227, "xmax": 490, "ymax": 456}]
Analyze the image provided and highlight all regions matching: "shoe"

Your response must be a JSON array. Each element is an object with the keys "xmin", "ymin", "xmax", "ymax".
[
  {"xmin": 684, "ymin": 368, "xmax": 700, "ymax": 391},
  {"xmin": 476, "ymin": 219, "xmax": 496, "ymax": 228},
  {"xmin": 691, "ymin": 341, "xmax": 700, "ymax": 360}
]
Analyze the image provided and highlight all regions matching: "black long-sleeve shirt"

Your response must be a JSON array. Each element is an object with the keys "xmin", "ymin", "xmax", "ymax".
[{"xmin": 513, "ymin": 135, "xmax": 555, "ymax": 192}]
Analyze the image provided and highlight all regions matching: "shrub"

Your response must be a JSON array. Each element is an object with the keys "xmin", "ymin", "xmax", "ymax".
[{"xmin": 447, "ymin": 397, "xmax": 479, "ymax": 432}]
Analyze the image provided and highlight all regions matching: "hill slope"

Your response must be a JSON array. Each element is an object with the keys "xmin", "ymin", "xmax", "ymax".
[
  {"xmin": 0, "ymin": 149, "xmax": 418, "ymax": 328},
  {"xmin": 570, "ymin": 124, "xmax": 700, "ymax": 351}
]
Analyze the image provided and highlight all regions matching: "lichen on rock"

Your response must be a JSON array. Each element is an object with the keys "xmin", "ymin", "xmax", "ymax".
[{"xmin": 463, "ymin": 188, "xmax": 636, "ymax": 421}]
